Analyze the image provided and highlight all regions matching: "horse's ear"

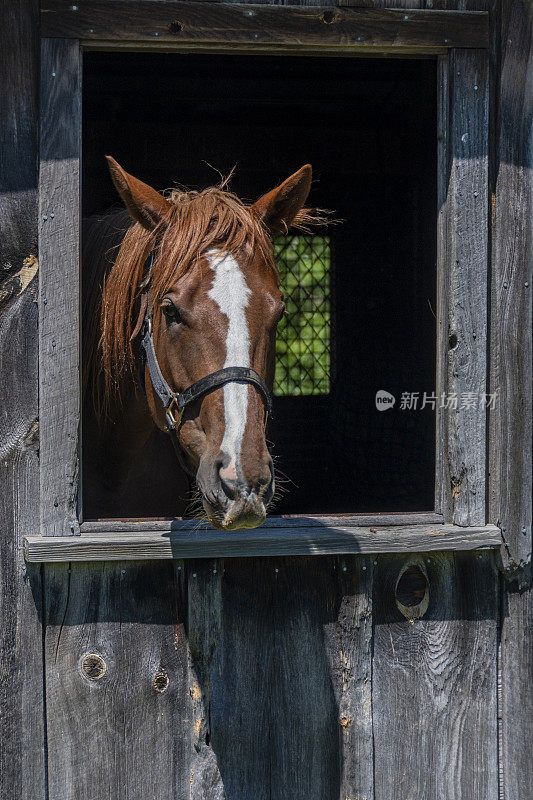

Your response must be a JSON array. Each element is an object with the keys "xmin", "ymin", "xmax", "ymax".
[
  {"xmin": 252, "ymin": 165, "xmax": 312, "ymax": 235},
  {"xmin": 106, "ymin": 156, "xmax": 172, "ymax": 231}
]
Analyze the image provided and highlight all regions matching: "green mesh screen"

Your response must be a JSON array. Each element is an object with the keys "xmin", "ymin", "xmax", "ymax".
[{"xmin": 273, "ymin": 235, "xmax": 331, "ymax": 396}]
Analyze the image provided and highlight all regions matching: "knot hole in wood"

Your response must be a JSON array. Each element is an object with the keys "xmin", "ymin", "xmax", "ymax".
[
  {"xmin": 320, "ymin": 9, "xmax": 341, "ymax": 25},
  {"xmin": 395, "ymin": 560, "xmax": 429, "ymax": 621},
  {"xmin": 80, "ymin": 653, "xmax": 107, "ymax": 680},
  {"xmin": 154, "ymin": 672, "xmax": 169, "ymax": 693}
]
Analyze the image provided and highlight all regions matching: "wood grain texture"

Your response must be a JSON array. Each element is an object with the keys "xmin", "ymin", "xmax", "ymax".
[
  {"xmin": 24, "ymin": 524, "xmax": 502, "ymax": 562},
  {"xmin": 41, "ymin": 2, "xmax": 489, "ymax": 51},
  {"xmin": 489, "ymin": 0, "xmax": 532, "ymax": 574},
  {"xmin": 193, "ymin": 557, "xmax": 373, "ymax": 800},
  {"xmin": 325, "ymin": 556, "xmax": 374, "ymax": 800},
  {"xmin": 499, "ymin": 580, "xmax": 533, "ymax": 800},
  {"xmin": 437, "ymin": 49, "xmax": 489, "ymax": 526},
  {"xmin": 186, "ymin": 559, "xmax": 225, "ymax": 800},
  {"xmin": 0, "ymin": 2, "xmax": 46, "ymax": 799},
  {"xmin": 492, "ymin": 4, "xmax": 533, "ymax": 799},
  {"xmin": 44, "ymin": 560, "xmax": 192, "ymax": 800},
  {"xmin": 373, "ymin": 551, "xmax": 498, "ymax": 799},
  {"xmin": 39, "ymin": 38, "xmax": 82, "ymax": 536},
  {"xmin": 436, "ymin": 52, "xmax": 450, "ymax": 517},
  {"xmin": 80, "ymin": 512, "xmax": 444, "ymax": 531}
]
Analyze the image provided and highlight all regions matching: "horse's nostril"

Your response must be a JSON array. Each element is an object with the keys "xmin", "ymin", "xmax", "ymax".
[
  {"xmin": 213, "ymin": 453, "xmax": 274, "ymax": 503},
  {"xmin": 215, "ymin": 459, "xmax": 240, "ymax": 501},
  {"xmin": 220, "ymin": 474, "xmax": 239, "ymax": 500}
]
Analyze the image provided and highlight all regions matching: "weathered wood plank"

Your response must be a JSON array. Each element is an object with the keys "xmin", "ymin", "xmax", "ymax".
[
  {"xmin": 435, "ymin": 52, "xmax": 450, "ymax": 518},
  {"xmin": 39, "ymin": 38, "xmax": 81, "ymax": 536},
  {"xmin": 489, "ymin": 0, "xmax": 532, "ymax": 574},
  {"xmin": 24, "ymin": 523, "xmax": 501, "ymax": 562},
  {"xmin": 438, "ymin": 49, "xmax": 489, "ymax": 525},
  {"xmin": 492, "ymin": 3, "xmax": 533, "ymax": 799},
  {"xmin": 80, "ymin": 511, "xmax": 444, "ymax": 531},
  {"xmin": 41, "ymin": 2, "xmax": 489, "ymax": 51},
  {"xmin": 373, "ymin": 551, "xmax": 498, "ymax": 799},
  {"xmin": 0, "ymin": 1, "xmax": 46, "ymax": 798},
  {"xmin": 44, "ymin": 561, "xmax": 192, "ymax": 800},
  {"xmin": 191, "ymin": 557, "xmax": 373, "ymax": 800},
  {"xmin": 324, "ymin": 556, "xmax": 374, "ymax": 800},
  {"xmin": 499, "ymin": 580, "xmax": 533, "ymax": 800},
  {"xmin": 186, "ymin": 559, "xmax": 225, "ymax": 800}
]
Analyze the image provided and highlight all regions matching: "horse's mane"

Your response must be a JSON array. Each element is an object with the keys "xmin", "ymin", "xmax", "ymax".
[{"xmin": 84, "ymin": 184, "xmax": 324, "ymax": 414}]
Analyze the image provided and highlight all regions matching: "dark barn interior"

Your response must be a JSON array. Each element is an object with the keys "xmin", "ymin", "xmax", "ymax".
[{"xmin": 82, "ymin": 52, "xmax": 437, "ymax": 519}]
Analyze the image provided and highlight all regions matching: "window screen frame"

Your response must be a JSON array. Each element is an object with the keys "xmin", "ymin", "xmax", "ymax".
[
  {"xmin": 30, "ymin": 10, "xmax": 500, "ymax": 560},
  {"xmin": 273, "ymin": 234, "xmax": 333, "ymax": 398}
]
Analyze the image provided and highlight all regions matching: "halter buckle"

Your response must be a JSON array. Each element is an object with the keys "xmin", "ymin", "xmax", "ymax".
[{"xmin": 165, "ymin": 395, "xmax": 184, "ymax": 431}]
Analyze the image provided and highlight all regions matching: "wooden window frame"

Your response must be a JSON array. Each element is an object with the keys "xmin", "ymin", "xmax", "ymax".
[{"xmin": 26, "ymin": 3, "xmax": 500, "ymax": 561}]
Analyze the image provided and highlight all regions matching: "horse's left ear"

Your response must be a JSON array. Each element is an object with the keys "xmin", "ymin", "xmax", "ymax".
[
  {"xmin": 106, "ymin": 156, "xmax": 172, "ymax": 231},
  {"xmin": 252, "ymin": 165, "xmax": 312, "ymax": 235}
]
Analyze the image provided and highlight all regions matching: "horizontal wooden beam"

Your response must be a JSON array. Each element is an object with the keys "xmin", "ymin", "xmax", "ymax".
[
  {"xmin": 79, "ymin": 512, "xmax": 444, "ymax": 533},
  {"xmin": 41, "ymin": 3, "xmax": 488, "ymax": 53},
  {"xmin": 24, "ymin": 523, "xmax": 501, "ymax": 562}
]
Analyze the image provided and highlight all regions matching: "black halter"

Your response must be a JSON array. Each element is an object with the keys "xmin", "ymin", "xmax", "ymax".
[{"xmin": 136, "ymin": 255, "xmax": 272, "ymax": 465}]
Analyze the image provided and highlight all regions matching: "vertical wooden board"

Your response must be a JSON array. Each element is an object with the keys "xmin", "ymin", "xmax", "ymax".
[
  {"xmin": 197, "ymin": 557, "xmax": 374, "ymax": 800},
  {"xmin": 489, "ymin": 0, "xmax": 532, "ymax": 573},
  {"xmin": 373, "ymin": 552, "xmax": 498, "ymax": 800},
  {"xmin": 268, "ymin": 557, "xmax": 342, "ymax": 800},
  {"xmin": 39, "ymin": 38, "xmax": 82, "ymax": 536},
  {"xmin": 44, "ymin": 561, "xmax": 192, "ymax": 800},
  {"xmin": 189, "ymin": 559, "xmax": 267, "ymax": 800},
  {"xmin": 438, "ymin": 49, "xmax": 489, "ymax": 526},
  {"xmin": 436, "ymin": 53, "xmax": 450, "ymax": 517},
  {"xmin": 0, "ymin": 1, "xmax": 45, "ymax": 799},
  {"xmin": 186, "ymin": 559, "xmax": 225, "ymax": 800},
  {"xmin": 491, "ymin": 3, "xmax": 533, "ymax": 798},
  {"xmin": 324, "ymin": 556, "xmax": 374, "ymax": 800},
  {"xmin": 499, "ymin": 581, "xmax": 533, "ymax": 800}
]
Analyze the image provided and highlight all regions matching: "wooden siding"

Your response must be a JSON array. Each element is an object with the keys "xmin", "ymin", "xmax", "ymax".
[
  {"xmin": 0, "ymin": 3, "xmax": 530, "ymax": 800},
  {"xmin": 41, "ymin": 1, "xmax": 489, "ymax": 52},
  {"xmin": 0, "ymin": 2, "xmax": 45, "ymax": 800},
  {"xmin": 41, "ymin": 553, "xmax": 500, "ymax": 800},
  {"xmin": 373, "ymin": 551, "xmax": 498, "ymax": 799},
  {"xmin": 490, "ymin": 4, "xmax": 532, "ymax": 800},
  {"xmin": 39, "ymin": 38, "xmax": 82, "ymax": 536},
  {"xmin": 437, "ymin": 48, "xmax": 489, "ymax": 525}
]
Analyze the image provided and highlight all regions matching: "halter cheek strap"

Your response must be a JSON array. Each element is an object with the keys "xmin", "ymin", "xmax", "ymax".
[
  {"xmin": 133, "ymin": 253, "xmax": 273, "ymax": 465},
  {"xmin": 140, "ymin": 320, "xmax": 272, "ymax": 432}
]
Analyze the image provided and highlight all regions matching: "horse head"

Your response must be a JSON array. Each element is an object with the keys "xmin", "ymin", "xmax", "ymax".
[{"xmin": 102, "ymin": 157, "xmax": 312, "ymax": 530}]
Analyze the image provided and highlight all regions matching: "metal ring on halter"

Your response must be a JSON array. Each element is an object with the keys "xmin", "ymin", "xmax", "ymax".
[{"xmin": 165, "ymin": 396, "xmax": 185, "ymax": 432}]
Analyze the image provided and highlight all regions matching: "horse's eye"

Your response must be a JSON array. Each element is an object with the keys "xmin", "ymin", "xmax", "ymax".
[{"xmin": 161, "ymin": 300, "xmax": 182, "ymax": 325}]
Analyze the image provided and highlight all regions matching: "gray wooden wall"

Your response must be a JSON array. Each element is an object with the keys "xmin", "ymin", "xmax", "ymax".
[{"xmin": 0, "ymin": 1, "xmax": 531, "ymax": 799}]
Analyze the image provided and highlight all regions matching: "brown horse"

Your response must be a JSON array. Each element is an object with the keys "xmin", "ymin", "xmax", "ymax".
[{"xmin": 82, "ymin": 158, "xmax": 315, "ymax": 530}]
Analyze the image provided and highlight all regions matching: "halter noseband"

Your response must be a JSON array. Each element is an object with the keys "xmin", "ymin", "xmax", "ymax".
[{"xmin": 135, "ymin": 253, "xmax": 272, "ymax": 457}]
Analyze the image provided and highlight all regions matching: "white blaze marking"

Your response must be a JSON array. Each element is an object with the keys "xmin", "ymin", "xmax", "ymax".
[{"xmin": 207, "ymin": 250, "xmax": 251, "ymax": 478}]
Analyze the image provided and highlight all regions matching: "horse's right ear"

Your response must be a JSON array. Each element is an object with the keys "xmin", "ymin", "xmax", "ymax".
[
  {"xmin": 252, "ymin": 165, "xmax": 312, "ymax": 235},
  {"xmin": 106, "ymin": 156, "xmax": 172, "ymax": 231}
]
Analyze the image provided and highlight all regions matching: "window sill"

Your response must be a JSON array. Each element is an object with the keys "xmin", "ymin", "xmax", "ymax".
[{"xmin": 24, "ymin": 519, "xmax": 501, "ymax": 562}]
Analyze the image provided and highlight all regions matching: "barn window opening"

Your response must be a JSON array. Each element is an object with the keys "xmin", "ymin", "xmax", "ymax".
[
  {"xmin": 82, "ymin": 52, "xmax": 437, "ymax": 519},
  {"xmin": 273, "ymin": 235, "xmax": 331, "ymax": 397}
]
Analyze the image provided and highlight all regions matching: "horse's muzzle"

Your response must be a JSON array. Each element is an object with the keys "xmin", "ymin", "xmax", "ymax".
[{"xmin": 197, "ymin": 453, "xmax": 274, "ymax": 530}]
